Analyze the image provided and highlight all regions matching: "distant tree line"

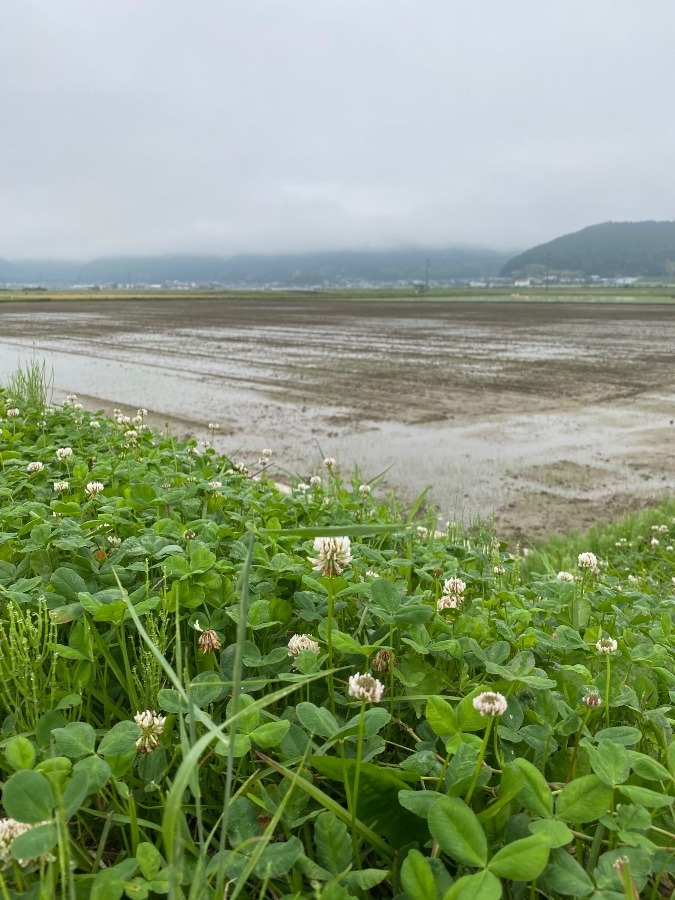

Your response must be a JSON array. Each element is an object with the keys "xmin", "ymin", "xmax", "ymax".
[
  {"xmin": 0, "ymin": 247, "xmax": 512, "ymax": 288},
  {"xmin": 501, "ymin": 221, "xmax": 675, "ymax": 278}
]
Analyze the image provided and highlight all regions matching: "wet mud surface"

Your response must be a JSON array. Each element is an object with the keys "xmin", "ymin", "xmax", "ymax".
[{"xmin": 1, "ymin": 296, "xmax": 674, "ymax": 544}]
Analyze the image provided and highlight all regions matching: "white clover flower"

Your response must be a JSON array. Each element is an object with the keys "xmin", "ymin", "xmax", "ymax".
[
  {"xmin": 208, "ymin": 422, "xmax": 220, "ymax": 432},
  {"xmin": 89, "ymin": 419, "xmax": 100, "ymax": 429},
  {"xmin": 651, "ymin": 538, "xmax": 660, "ymax": 547},
  {"xmin": 358, "ymin": 484, "xmax": 371, "ymax": 496},
  {"xmin": 443, "ymin": 577, "xmax": 466, "ymax": 595},
  {"xmin": 198, "ymin": 630, "xmax": 221, "ymax": 653},
  {"xmin": 627, "ymin": 574, "xmax": 639, "ymax": 584},
  {"xmin": 323, "ymin": 457, "xmax": 336, "ymax": 470},
  {"xmin": 582, "ymin": 691, "xmax": 602, "ymax": 708},
  {"xmin": 116, "ymin": 414, "xmax": 131, "ymax": 426},
  {"xmin": 557, "ymin": 571, "xmax": 575, "ymax": 582},
  {"xmin": 472, "ymin": 691, "xmax": 508, "ymax": 717},
  {"xmin": 209, "ymin": 480, "xmax": 222, "ymax": 490},
  {"xmin": 416, "ymin": 525, "xmax": 428, "ymax": 539},
  {"xmin": 309, "ymin": 475, "xmax": 322, "ymax": 488},
  {"xmin": 26, "ymin": 461, "xmax": 44, "ymax": 474},
  {"xmin": 372, "ymin": 648, "xmax": 396, "ymax": 673},
  {"xmin": 134, "ymin": 709, "xmax": 166, "ymax": 753},
  {"xmin": 437, "ymin": 594, "xmax": 462, "ymax": 611},
  {"xmin": 107, "ymin": 536, "xmax": 121, "ymax": 546},
  {"xmin": 56, "ymin": 447, "xmax": 73, "ymax": 460},
  {"xmin": 137, "ymin": 408, "xmax": 148, "ymax": 417},
  {"xmin": 73, "ymin": 403, "xmax": 83, "ymax": 410},
  {"xmin": 125, "ymin": 429, "xmax": 138, "ymax": 440},
  {"xmin": 6, "ymin": 408, "xmax": 19, "ymax": 418},
  {"xmin": 493, "ymin": 565, "xmax": 505, "ymax": 575},
  {"xmin": 287, "ymin": 634, "xmax": 320, "ymax": 658},
  {"xmin": 348, "ymin": 672, "xmax": 385, "ymax": 703},
  {"xmin": 578, "ymin": 552, "xmax": 598, "ymax": 570},
  {"xmin": 86, "ymin": 481, "xmax": 104, "ymax": 496},
  {"xmin": 596, "ymin": 636, "xmax": 618, "ymax": 654},
  {"xmin": 262, "ymin": 448, "xmax": 273, "ymax": 458},
  {"xmin": 67, "ymin": 394, "xmax": 77, "ymax": 402},
  {"xmin": 53, "ymin": 480, "xmax": 69, "ymax": 492},
  {"xmin": 309, "ymin": 536, "xmax": 352, "ymax": 577},
  {"xmin": 365, "ymin": 570, "xmax": 380, "ymax": 578}
]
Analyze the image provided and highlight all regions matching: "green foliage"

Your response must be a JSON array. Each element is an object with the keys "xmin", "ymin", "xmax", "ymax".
[
  {"xmin": 0, "ymin": 374, "xmax": 674, "ymax": 897},
  {"xmin": 6, "ymin": 357, "xmax": 53, "ymax": 411},
  {"xmin": 502, "ymin": 219, "xmax": 675, "ymax": 278}
]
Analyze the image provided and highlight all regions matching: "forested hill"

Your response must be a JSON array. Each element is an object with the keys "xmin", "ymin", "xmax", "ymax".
[
  {"xmin": 500, "ymin": 221, "xmax": 675, "ymax": 278},
  {"xmin": 0, "ymin": 247, "xmax": 512, "ymax": 287}
]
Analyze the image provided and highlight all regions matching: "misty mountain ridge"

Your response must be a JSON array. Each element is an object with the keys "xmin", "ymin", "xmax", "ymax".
[
  {"xmin": 501, "ymin": 220, "xmax": 675, "ymax": 278},
  {"xmin": 0, "ymin": 247, "xmax": 512, "ymax": 287}
]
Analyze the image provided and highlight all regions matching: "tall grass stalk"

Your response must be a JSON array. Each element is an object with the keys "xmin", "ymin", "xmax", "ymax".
[
  {"xmin": 216, "ymin": 534, "xmax": 252, "ymax": 899},
  {"xmin": 116, "ymin": 561, "xmax": 326, "ymax": 896},
  {"xmin": 7, "ymin": 357, "xmax": 53, "ymax": 411}
]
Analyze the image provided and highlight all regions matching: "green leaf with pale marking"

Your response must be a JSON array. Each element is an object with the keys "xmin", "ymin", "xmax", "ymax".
[
  {"xmin": 314, "ymin": 811, "xmax": 351, "ymax": 876},
  {"xmin": 10, "ymin": 823, "xmax": 57, "ymax": 862},
  {"xmin": 512, "ymin": 756, "xmax": 554, "ymax": 817},
  {"xmin": 2, "ymin": 770, "xmax": 54, "ymax": 823},
  {"xmin": 427, "ymin": 796, "xmax": 487, "ymax": 868},
  {"xmin": 443, "ymin": 869, "xmax": 501, "ymax": 900},
  {"xmin": 556, "ymin": 775, "xmax": 613, "ymax": 823},
  {"xmin": 400, "ymin": 849, "xmax": 436, "ymax": 900},
  {"xmin": 488, "ymin": 834, "xmax": 550, "ymax": 880},
  {"xmin": 296, "ymin": 702, "xmax": 338, "ymax": 737},
  {"xmin": 426, "ymin": 696, "xmax": 458, "ymax": 737},
  {"xmin": 5, "ymin": 736, "xmax": 36, "ymax": 771}
]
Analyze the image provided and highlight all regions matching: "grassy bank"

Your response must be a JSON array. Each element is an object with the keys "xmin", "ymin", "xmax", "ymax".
[{"xmin": 0, "ymin": 368, "xmax": 674, "ymax": 898}]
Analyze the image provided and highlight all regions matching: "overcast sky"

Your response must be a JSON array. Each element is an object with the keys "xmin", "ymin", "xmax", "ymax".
[{"xmin": 2, "ymin": 1, "xmax": 675, "ymax": 260}]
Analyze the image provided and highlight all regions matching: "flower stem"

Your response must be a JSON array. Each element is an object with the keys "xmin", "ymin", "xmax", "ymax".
[
  {"xmin": 435, "ymin": 749, "xmax": 451, "ymax": 792},
  {"xmin": 327, "ymin": 578, "xmax": 335, "ymax": 715},
  {"xmin": 566, "ymin": 708, "xmax": 592, "ymax": 783},
  {"xmin": 605, "ymin": 655, "xmax": 611, "ymax": 728},
  {"xmin": 465, "ymin": 718, "xmax": 493, "ymax": 804},
  {"xmin": 350, "ymin": 701, "xmax": 366, "ymax": 867}
]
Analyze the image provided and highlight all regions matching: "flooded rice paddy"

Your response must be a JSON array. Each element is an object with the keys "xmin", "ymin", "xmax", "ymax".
[{"xmin": 1, "ymin": 295, "xmax": 674, "ymax": 543}]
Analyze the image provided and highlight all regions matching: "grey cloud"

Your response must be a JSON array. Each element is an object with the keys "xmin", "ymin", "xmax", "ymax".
[{"xmin": 2, "ymin": 0, "xmax": 675, "ymax": 258}]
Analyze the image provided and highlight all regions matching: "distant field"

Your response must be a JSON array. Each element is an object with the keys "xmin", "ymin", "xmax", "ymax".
[
  {"xmin": 1, "ymin": 294, "xmax": 674, "ymax": 542},
  {"xmin": 2, "ymin": 285, "xmax": 675, "ymax": 303}
]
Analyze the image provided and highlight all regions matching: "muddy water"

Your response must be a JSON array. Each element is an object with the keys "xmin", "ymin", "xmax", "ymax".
[{"xmin": 1, "ymin": 297, "xmax": 674, "ymax": 543}]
